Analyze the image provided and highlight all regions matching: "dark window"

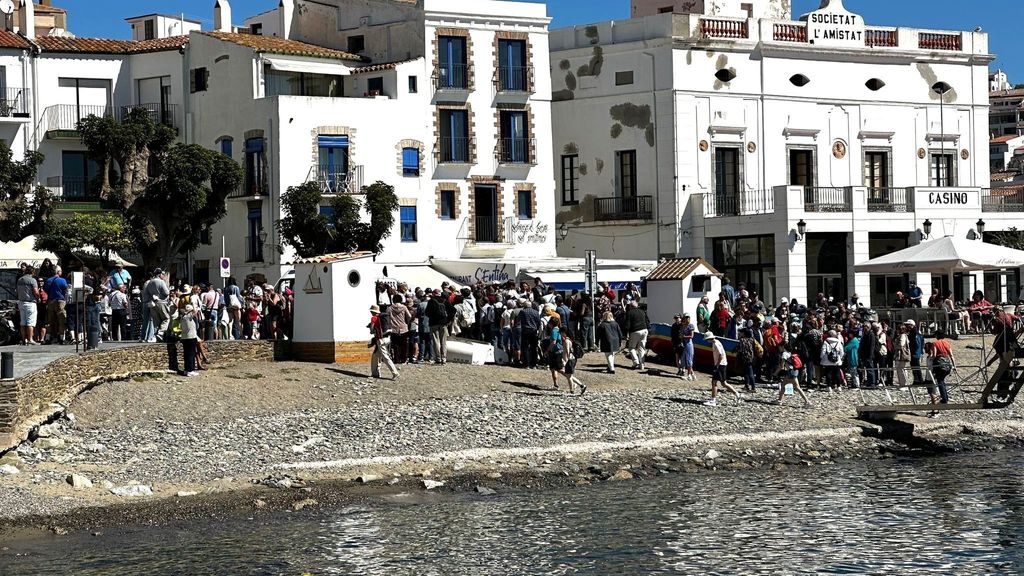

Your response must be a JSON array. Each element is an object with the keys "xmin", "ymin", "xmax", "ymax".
[
  {"xmin": 265, "ymin": 69, "xmax": 342, "ymax": 98},
  {"xmin": 440, "ymin": 190, "xmax": 456, "ymax": 220},
  {"xmin": 715, "ymin": 68, "xmax": 736, "ymax": 82},
  {"xmin": 402, "ymin": 147, "xmax": 420, "ymax": 177},
  {"xmin": 247, "ymin": 201, "xmax": 264, "ymax": 263},
  {"xmin": 615, "ymin": 71, "xmax": 634, "ymax": 86},
  {"xmin": 789, "ymin": 149, "xmax": 814, "ymax": 186},
  {"xmin": 499, "ymin": 110, "xmax": 529, "ymax": 164},
  {"xmin": 250, "ymin": 23, "xmax": 263, "ymax": 35},
  {"xmin": 617, "ymin": 150, "xmax": 637, "ymax": 198},
  {"xmin": 866, "ymin": 78, "xmax": 886, "ymax": 91},
  {"xmin": 244, "ymin": 137, "xmax": 265, "ymax": 196},
  {"xmin": 367, "ymin": 77, "xmax": 384, "ymax": 96},
  {"xmin": 497, "ymin": 39, "xmax": 527, "ymax": 91},
  {"xmin": 219, "ymin": 138, "xmax": 233, "ymax": 158},
  {"xmin": 561, "ymin": 154, "xmax": 579, "ymax": 205},
  {"xmin": 400, "ymin": 206, "xmax": 418, "ymax": 242},
  {"xmin": 715, "ymin": 147, "xmax": 739, "ymax": 195},
  {"xmin": 712, "ymin": 235, "xmax": 777, "ymax": 305},
  {"xmin": 864, "ymin": 150, "xmax": 890, "ymax": 189},
  {"xmin": 408, "ymin": 75, "xmax": 418, "ymax": 93},
  {"xmin": 60, "ymin": 151, "xmax": 100, "ymax": 200},
  {"xmin": 347, "ymin": 35, "xmax": 365, "ymax": 54},
  {"xmin": 190, "ymin": 68, "xmax": 209, "ymax": 93},
  {"xmin": 144, "ymin": 19, "xmax": 155, "ymax": 40},
  {"xmin": 438, "ymin": 35, "xmax": 467, "ymax": 89},
  {"xmin": 439, "ymin": 109, "xmax": 469, "ymax": 163},
  {"xmin": 517, "ymin": 188, "xmax": 533, "ymax": 220},
  {"xmin": 930, "ymin": 152, "xmax": 957, "ymax": 187},
  {"xmin": 658, "ymin": 6, "xmax": 673, "ymax": 13}
]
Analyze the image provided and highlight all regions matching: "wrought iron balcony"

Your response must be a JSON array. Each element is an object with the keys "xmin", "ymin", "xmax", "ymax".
[
  {"xmin": 704, "ymin": 189, "xmax": 774, "ymax": 217},
  {"xmin": 594, "ymin": 195, "xmax": 653, "ymax": 222}
]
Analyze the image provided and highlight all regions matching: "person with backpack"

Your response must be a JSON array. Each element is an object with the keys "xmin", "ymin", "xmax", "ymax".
[
  {"xmin": 737, "ymin": 328, "xmax": 760, "ymax": 392},
  {"xmin": 819, "ymin": 330, "xmax": 845, "ymax": 393},
  {"xmin": 546, "ymin": 317, "xmax": 566, "ymax": 388},
  {"xmin": 762, "ymin": 318, "xmax": 782, "ymax": 384},
  {"xmin": 426, "ymin": 289, "xmax": 450, "ymax": 365},
  {"xmin": 775, "ymin": 342, "xmax": 811, "ymax": 407},
  {"xmin": 843, "ymin": 329, "xmax": 861, "ymax": 389},
  {"xmin": 802, "ymin": 320, "xmax": 824, "ymax": 389}
]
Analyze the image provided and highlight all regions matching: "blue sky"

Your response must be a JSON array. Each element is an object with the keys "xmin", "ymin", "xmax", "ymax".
[{"xmin": 59, "ymin": 0, "xmax": 1020, "ymax": 80}]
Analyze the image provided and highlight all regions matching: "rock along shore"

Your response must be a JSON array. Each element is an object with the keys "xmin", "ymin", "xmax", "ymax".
[{"xmin": 1, "ymin": 355, "xmax": 1022, "ymax": 536}]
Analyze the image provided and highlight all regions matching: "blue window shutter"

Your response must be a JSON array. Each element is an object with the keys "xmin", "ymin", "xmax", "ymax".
[
  {"xmin": 403, "ymin": 148, "xmax": 419, "ymax": 170},
  {"xmin": 220, "ymin": 139, "xmax": 232, "ymax": 157},
  {"xmin": 245, "ymin": 138, "xmax": 264, "ymax": 153},
  {"xmin": 317, "ymin": 135, "xmax": 349, "ymax": 147}
]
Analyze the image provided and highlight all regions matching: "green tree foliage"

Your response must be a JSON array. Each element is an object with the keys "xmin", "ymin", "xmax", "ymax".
[
  {"xmin": 0, "ymin": 143, "xmax": 52, "ymax": 242},
  {"xmin": 988, "ymin": 227, "xmax": 1024, "ymax": 251},
  {"xmin": 34, "ymin": 212, "xmax": 132, "ymax": 266},
  {"xmin": 76, "ymin": 108, "xmax": 242, "ymax": 269},
  {"xmin": 278, "ymin": 180, "xmax": 399, "ymax": 258}
]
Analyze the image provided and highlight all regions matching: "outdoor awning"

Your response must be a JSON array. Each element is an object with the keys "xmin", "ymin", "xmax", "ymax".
[
  {"xmin": 265, "ymin": 57, "xmax": 350, "ymax": 76},
  {"xmin": 390, "ymin": 265, "xmax": 462, "ymax": 291},
  {"xmin": 854, "ymin": 236, "xmax": 1024, "ymax": 275},
  {"xmin": 0, "ymin": 237, "xmax": 57, "ymax": 269}
]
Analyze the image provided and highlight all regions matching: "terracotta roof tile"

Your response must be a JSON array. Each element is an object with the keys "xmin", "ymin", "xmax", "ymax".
[
  {"xmin": 992, "ymin": 88, "xmax": 1024, "ymax": 98},
  {"xmin": 202, "ymin": 32, "xmax": 365, "ymax": 62},
  {"xmin": 991, "ymin": 135, "xmax": 1020, "ymax": 144},
  {"xmin": 646, "ymin": 258, "xmax": 720, "ymax": 282},
  {"xmin": 0, "ymin": 31, "xmax": 30, "ymax": 50},
  {"xmin": 349, "ymin": 58, "xmax": 420, "ymax": 74},
  {"xmin": 293, "ymin": 251, "xmax": 375, "ymax": 264},
  {"xmin": 38, "ymin": 35, "xmax": 189, "ymax": 55}
]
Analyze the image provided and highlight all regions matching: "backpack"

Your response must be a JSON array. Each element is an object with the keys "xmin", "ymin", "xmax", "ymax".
[
  {"xmin": 457, "ymin": 302, "xmax": 475, "ymax": 328},
  {"xmin": 738, "ymin": 339, "xmax": 755, "ymax": 365},
  {"xmin": 754, "ymin": 340, "xmax": 764, "ymax": 359},
  {"xmin": 572, "ymin": 338, "xmax": 586, "ymax": 359},
  {"xmin": 790, "ymin": 353, "xmax": 803, "ymax": 370},
  {"xmin": 825, "ymin": 342, "xmax": 840, "ymax": 363},
  {"xmin": 427, "ymin": 298, "xmax": 448, "ymax": 326}
]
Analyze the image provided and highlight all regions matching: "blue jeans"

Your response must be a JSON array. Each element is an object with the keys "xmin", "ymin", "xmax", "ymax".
[
  {"xmin": 862, "ymin": 358, "xmax": 877, "ymax": 387},
  {"xmin": 744, "ymin": 364, "xmax": 756, "ymax": 390},
  {"xmin": 931, "ymin": 368, "xmax": 950, "ymax": 404},
  {"xmin": 141, "ymin": 305, "xmax": 155, "ymax": 342},
  {"xmin": 418, "ymin": 331, "xmax": 433, "ymax": 361}
]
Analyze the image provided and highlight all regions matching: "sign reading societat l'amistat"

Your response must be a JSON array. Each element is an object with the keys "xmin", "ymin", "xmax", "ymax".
[{"xmin": 804, "ymin": 0, "xmax": 866, "ymax": 47}]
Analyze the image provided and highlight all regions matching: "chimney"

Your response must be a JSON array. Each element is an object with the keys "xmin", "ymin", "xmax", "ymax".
[
  {"xmin": 214, "ymin": 0, "xmax": 232, "ymax": 33},
  {"xmin": 18, "ymin": 0, "xmax": 33, "ymax": 40},
  {"xmin": 279, "ymin": 0, "xmax": 293, "ymax": 39}
]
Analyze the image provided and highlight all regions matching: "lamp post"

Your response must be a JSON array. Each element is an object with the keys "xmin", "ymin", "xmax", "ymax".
[
  {"xmin": 796, "ymin": 219, "xmax": 807, "ymax": 241},
  {"xmin": 922, "ymin": 219, "xmax": 932, "ymax": 240},
  {"xmin": 976, "ymin": 219, "xmax": 986, "ymax": 240},
  {"xmin": 931, "ymin": 82, "xmax": 952, "ymax": 186},
  {"xmin": 558, "ymin": 222, "xmax": 569, "ymax": 244},
  {"xmin": 257, "ymin": 227, "xmax": 268, "ymax": 261}
]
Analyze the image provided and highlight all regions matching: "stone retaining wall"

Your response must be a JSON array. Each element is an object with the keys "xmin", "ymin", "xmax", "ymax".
[{"xmin": 0, "ymin": 341, "xmax": 276, "ymax": 451}]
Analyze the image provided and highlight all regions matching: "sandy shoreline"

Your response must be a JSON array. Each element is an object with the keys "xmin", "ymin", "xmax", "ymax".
[{"xmin": 1, "ymin": 349, "xmax": 1022, "ymax": 537}]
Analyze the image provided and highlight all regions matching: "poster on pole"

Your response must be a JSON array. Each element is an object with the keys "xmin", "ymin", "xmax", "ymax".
[
  {"xmin": 219, "ymin": 257, "xmax": 231, "ymax": 279},
  {"xmin": 585, "ymin": 250, "xmax": 598, "ymax": 295}
]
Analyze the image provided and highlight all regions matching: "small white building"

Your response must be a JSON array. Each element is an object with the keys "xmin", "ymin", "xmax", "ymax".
[
  {"xmin": 990, "ymin": 135, "xmax": 1024, "ymax": 173},
  {"xmin": 644, "ymin": 257, "xmax": 721, "ymax": 325},
  {"xmin": 551, "ymin": 0, "xmax": 1015, "ymax": 308},
  {"xmin": 125, "ymin": 14, "xmax": 202, "ymax": 41}
]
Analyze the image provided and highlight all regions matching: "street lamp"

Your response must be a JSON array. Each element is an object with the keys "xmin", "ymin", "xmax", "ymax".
[
  {"xmin": 796, "ymin": 219, "xmax": 807, "ymax": 241},
  {"xmin": 976, "ymin": 219, "xmax": 986, "ymax": 239},
  {"xmin": 922, "ymin": 219, "xmax": 932, "ymax": 239},
  {"xmin": 257, "ymin": 228, "xmax": 268, "ymax": 246},
  {"xmin": 558, "ymin": 222, "xmax": 569, "ymax": 243}
]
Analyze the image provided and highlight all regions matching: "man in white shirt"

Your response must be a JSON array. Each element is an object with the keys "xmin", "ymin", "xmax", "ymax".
[
  {"xmin": 108, "ymin": 283, "xmax": 129, "ymax": 341},
  {"xmin": 705, "ymin": 332, "xmax": 741, "ymax": 406}
]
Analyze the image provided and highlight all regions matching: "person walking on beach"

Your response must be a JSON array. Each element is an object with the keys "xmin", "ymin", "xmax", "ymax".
[
  {"xmin": 680, "ymin": 313, "xmax": 696, "ymax": 381},
  {"xmin": 704, "ymin": 332, "xmax": 741, "ymax": 407},
  {"xmin": 596, "ymin": 311, "xmax": 622, "ymax": 374},
  {"xmin": 775, "ymin": 342, "xmax": 811, "ymax": 407},
  {"xmin": 369, "ymin": 304, "xmax": 400, "ymax": 380},
  {"xmin": 624, "ymin": 301, "xmax": 650, "ymax": 371},
  {"xmin": 546, "ymin": 317, "xmax": 565, "ymax": 389},
  {"xmin": 927, "ymin": 330, "xmax": 954, "ymax": 415},
  {"xmin": 559, "ymin": 329, "xmax": 588, "ymax": 396}
]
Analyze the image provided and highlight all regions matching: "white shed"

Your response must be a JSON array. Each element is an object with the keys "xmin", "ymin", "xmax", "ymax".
[
  {"xmin": 292, "ymin": 251, "xmax": 382, "ymax": 363},
  {"xmin": 645, "ymin": 258, "xmax": 722, "ymax": 324}
]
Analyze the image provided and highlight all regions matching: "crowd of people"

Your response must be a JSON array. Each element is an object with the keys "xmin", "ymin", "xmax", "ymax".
[
  {"xmin": 11, "ymin": 260, "xmax": 295, "ymax": 356},
  {"xmin": 366, "ymin": 277, "xmax": 652, "ymax": 395}
]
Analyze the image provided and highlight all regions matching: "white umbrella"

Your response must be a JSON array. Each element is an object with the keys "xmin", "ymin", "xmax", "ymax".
[
  {"xmin": 0, "ymin": 237, "xmax": 57, "ymax": 268},
  {"xmin": 854, "ymin": 236, "xmax": 1024, "ymax": 275}
]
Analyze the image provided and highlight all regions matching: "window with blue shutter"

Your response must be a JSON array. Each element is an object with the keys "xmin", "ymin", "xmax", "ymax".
[
  {"xmin": 220, "ymin": 138, "xmax": 232, "ymax": 158},
  {"xmin": 400, "ymin": 206, "xmax": 418, "ymax": 242},
  {"xmin": 402, "ymin": 147, "xmax": 420, "ymax": 177},
  {"xmin": 517, "ymin": 189, "xmax": 533, "ymax": 220}
]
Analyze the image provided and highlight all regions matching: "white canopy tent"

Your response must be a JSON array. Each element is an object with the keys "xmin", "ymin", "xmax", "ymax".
[
  {"xmin": 0, "ymin": 237, "xmax": 57, "ymax": 269},
  {"xmin": 854, "ymin": 237, "xmax": 1024, "ymax": 274}
]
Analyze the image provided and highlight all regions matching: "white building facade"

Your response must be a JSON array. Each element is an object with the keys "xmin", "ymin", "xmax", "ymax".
[{"xmin": 551, "ymin": 0, "xmax": 1015, "ymax": 307}]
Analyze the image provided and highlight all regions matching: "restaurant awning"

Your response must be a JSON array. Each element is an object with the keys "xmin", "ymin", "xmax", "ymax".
[{"xmin": 854, "ymin": 236, "xmax": 1024, "ymax": 275}]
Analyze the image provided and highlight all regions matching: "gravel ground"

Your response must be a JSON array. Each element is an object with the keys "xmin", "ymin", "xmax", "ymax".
[{"xmin": 0, "ymin": 335, "xmax": 1019, "ymax": 523}]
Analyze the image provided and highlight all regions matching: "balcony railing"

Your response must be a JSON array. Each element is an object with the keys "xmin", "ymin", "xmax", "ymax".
[
  {"xmin": 317, "ymin": 164, "xmax": 364, "ymax": 195},
  {"xmin": 496, "ymin": 137, "xmax": 533, "ymax": 165},
  {"xmin": 867, "ymin": 187, "xmax": 913, "ymax": 212},
  {"xmin": 700, "ymin": 17, "xmax": 749, "ymax": 39},
  {"xmin": 0, "ymin": 87, "xmax": 30, "ymax": 118},
  {"xmin": 474, "ymin": 215, "xmax": 501, "ymax": 243},
  {"xmin": 45, "ymin": 175, "xmax": 100, "ymax": 202},
  {"xmin": 229, "ymin": 179, "xmax": 267, "ymax": 199},
  {"xmin": 434, "ymin": 64, "xmax": 469, "ymax": 90},
  {"xmin": 594, "ymin": 195, "xmax": 653, "ymax": 222},
  {"xmin": 494, "ymin": 65, "xmax": 532, "ymax": 93},
  {"xmin": 982, "ymin": 188, "xmax": 1024, "ymax": 213},
  {"xmin": 43, "ymin": 103, "xmax": 177, "ymax": 134},
  {"xmin": 704, "ymin": 189, "xmax": 774, "ymax": 218},
  {"xmin": 865, "ymin": 28, "xmax": 898, "ymax": 48},
  {"xmin": 804, "ymin": 187, "xmax": 852, "ymax": 213},
  {"xmin": 438, "ymin": 137, "xmax": 473, "ymax": 164},
  {"xmin": 120, "ymin": 103, "xmax": 178, "ymax": 130},
  {"xmin": 773, "ymin": 23, "xmax": 807, "ymax": 43},
  {"xmin": 919, "ymin": 32, "xmax": 962, "ymax": 51},
  {"xmin": 245, "ymin": 237, "xmax": 264, "ymax": 263}
]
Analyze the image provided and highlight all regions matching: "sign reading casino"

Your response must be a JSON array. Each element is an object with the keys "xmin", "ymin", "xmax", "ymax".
[{"xmin": 805, "ymin": 0, "xmax": 866, "ymax": 47}]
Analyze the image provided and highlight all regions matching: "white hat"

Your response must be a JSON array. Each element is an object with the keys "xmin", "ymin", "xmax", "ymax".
[
  {"xmin": 703, "ymin": 331, "xmax": 717, "ymax": 341},
  {"xmin": 904, "ymin": 319, "xmax": 916, "ymax": 327}
]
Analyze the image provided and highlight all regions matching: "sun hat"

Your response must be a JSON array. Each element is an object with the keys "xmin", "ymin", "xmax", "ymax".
[
  {"xmin": 703, "ymin": 331, "xmax": 717, "ymax": 340},
  {"xmin": 904, "ymin": 319, "xmax": 916, "ymax": 327},
  {"xmin": 369, "ymin": 305, "xmax": 381, "ymax": 314}
]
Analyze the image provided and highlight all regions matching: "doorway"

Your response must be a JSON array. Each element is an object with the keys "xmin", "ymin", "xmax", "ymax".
[
  {"xmin": 806, "ymin": 233, "xmax": 848, "ymax": 303},
  {"xmin": 474, "ymin": 185, "xmax": 499, "ymax": 243}
]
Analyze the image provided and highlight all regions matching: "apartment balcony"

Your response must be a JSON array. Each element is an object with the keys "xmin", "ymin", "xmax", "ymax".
[
  {"xmin": 433, "ymin": 64, "xmax": 469, "ymax": 91},
  {"xmin": 437, "ymin": 137, "xmax": 474, "ymax": 165},
  {"xmin": 493, "ymin": 66, "xmax": 533, "ymax": 94},
  {"xmin": 982, "ymin": 188, "xmax": 1024, "ymax": 213},
  {"xmin": 704, "ymin": 189, "xmax": 774, "ymax": 217},
  {"xmin": 315, "ymin": 165, "xmax": 364, "ymax": 196},
  {"xmin": 0, "ymin": 87, "xmax": 31, "ymax": 122},
  {"xmin": 594, "ymin": 195, "xmax": 653, "ymax": 222},
  {"xmin": 42, "ymin": 103, "xmax": 178, "ymax": 139},
  {"xmin": 45, "ymin": 175, "xmax": 101, "ymax": 202},
  {"xmin": 804, "ymin": 187, "xmax": 853, "ymax": 213},
  {"xmin": 495, "ymin": 137, "xmax": 534, "ymax": 166},
  {"xmin": 229, "ymin": 180, "xmax": 268, "ymax": 200},
  {"xmin": 119, "ymin": 103, "xmax": 179, "ymax": 131}
]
